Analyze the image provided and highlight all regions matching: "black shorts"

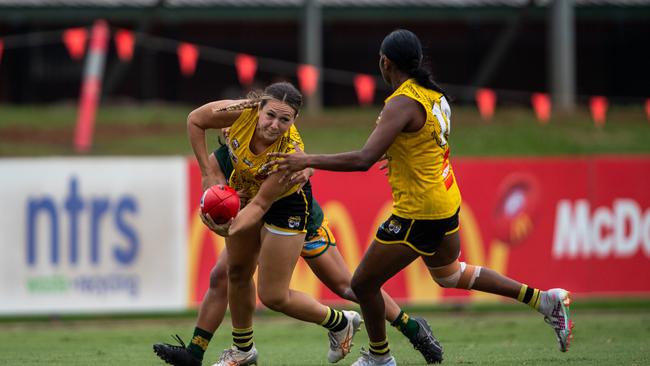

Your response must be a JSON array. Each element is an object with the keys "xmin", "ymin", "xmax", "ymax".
[
  {"xmin": 375, "ymin": 208, "xmax": 460, "ymax": 256},
  {"xmin": 263, "ymin": 181, "xmax": 312, "ymax": 234}
]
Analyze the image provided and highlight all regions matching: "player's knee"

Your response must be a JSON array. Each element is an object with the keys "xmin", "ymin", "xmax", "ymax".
[
  {"xmin": 350, "ymin": 273, "xmax": 376, "ymax": 299},
  {"xmin": 258, "ymin": 289, "xmax": 289, "ymax": 312},
  {"xmin": 333, "ymin": 285, "xmax": 356, "ymax": 302},
  {"xmin": 209, "ymin": 263, "xmax": 228, "ymax": 292},
  {"xmin": 227, "ymin": 263, "xmax": 254, "ymax": 285},
  {"xmin": 431, "ymin": 260, "xmax": 482, "ymax": 289}
]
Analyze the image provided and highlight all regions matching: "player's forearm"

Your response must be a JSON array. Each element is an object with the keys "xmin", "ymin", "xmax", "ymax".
[
  {"xmin": 187, "ymin": 118, "xmax": 218, "ymax": 180},
  {"xmin": 306, "ymin": 151, "xmax": 375, "ymax": 172},
  {"xmin": 228, "ymin": 201, "xmax": 268, "ymax": 236}
]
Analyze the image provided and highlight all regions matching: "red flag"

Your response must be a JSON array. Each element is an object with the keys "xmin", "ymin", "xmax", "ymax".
[
  {"xmin": 63, "ymin": 27, "xmax": 88, "ymax": 60},
  {"xmin": 354, "ymin": 74, "xmax": 375, "ymax": 106},
  {"xmin": 178, "ymin": 43, "xmax": 199, "ymax": 77},
  {"xmin": 590, "ymin": 96, "xmax": 608, "ymax": 127},
  {"xmin": 114, "ymin": 29, "xmax": 135, "ymax": 62},
  {"xmin": 297, "ymin": 64, "xmax": 319, "ymax": 97},
  {"xmin": 645, "ymin": 98, "xmax": 650, "ymax": 123},
  {"xmin": 235, "ymin": 53, "xmax": 257, "ymax": 87},
  {"xmin": 531, "ymin": 93, "xmax": 551, "ymax": 124},
  {"xmin": 476, "ymin": 88, "xmax": 496, "ymax": 121}
]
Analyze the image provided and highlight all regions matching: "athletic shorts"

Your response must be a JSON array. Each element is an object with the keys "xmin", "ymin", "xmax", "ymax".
[
  {"xmin": 301, "ymin": 218, "xmax": 337, "ymax": 259},
  {"xmin": 374, "ymin": 208, "xmax": 460, "ymax": 256},
  {"xmin": 263, "ymin": 182, "xmax": 312, "ymax": 235}
]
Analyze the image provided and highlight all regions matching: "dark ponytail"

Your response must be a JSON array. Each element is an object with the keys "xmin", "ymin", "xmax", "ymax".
[
  {"xmin": 410, "ymin": 67, "xmax": 447, "ymax": 98},
  {"xmin": 381, "ymin": 29, "xmax": 447, "ymax": 98}
]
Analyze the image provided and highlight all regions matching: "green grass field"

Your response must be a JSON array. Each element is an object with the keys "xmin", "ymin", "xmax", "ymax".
[
  {"xmin": 1, "ymin": 104, "xmax": 649, "ymax": 156},
  {"xmin": 1, "ymin": 303, "xmax": 649, "ymax": 365}
]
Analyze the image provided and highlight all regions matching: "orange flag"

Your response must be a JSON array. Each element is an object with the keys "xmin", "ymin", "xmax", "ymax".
[
  {"xmin": 297, "ymin": 64, "xmax": 319, "ymax": 97},
  {"xmin": 354, "ymin": 74, "xmax": 376, "ymax": 106},
  {"xmin": 63, "ymin": 28, "xmax": 88, "ymax": 60},
  {"xmin": 645, "ymin": 98, "xmax": 650, "ymax": 123},
  {"xmin": 235, "ymin": 53, "xmax": 257, "ymax": 87},
  {"xmin": 590, "ymin": 96, "xmax": 608, "ymax": 127},
  {"xmin": 178, "ymin": 43, "xmax": 199, "ymax": 77},
  {"xmin": 476, "ymin": 88, "xmax": 496, "ymax": 121},
  {"xmin": 115, "ymin": 29, "xmax": 135, "ymax": 62},
  {"xmin": 531, "ymin": 93, "xmax": 551, "ymax": 124}
]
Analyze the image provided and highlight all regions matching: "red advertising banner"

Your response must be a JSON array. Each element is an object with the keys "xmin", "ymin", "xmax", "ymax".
[{"xmin": 186, "ymin": 157, "xmax": 650, "ymax": 306}]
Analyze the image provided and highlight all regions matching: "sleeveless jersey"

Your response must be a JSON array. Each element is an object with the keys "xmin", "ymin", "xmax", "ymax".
[
  {"xmin": 383, "ymin": 78, "xmax": 461, "ymax": 220},
  {"xmin": 227, "ymin": 107, "xmax": 304, "ymax": 201},
  {"xmin": 214, "ymin": 143, "xmax": 324, "ymax": 234}
]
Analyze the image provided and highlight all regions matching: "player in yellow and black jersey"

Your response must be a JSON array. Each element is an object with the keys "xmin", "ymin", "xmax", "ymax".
[{"xmin": 268, "ymin": 30, "xmax": 573, "ymax": 366}]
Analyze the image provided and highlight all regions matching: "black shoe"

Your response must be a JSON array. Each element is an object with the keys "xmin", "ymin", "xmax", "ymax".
[
  {"xmin": 410, "ymin": 317, "xmax": 444, "ymax": 364},
  {"xmin": 153, "ymin": 335, "xmax": 202, "ymax": 366}
]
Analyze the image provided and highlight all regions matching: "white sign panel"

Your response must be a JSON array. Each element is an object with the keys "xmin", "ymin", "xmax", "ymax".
[{"xmin": 0, "ymin": 158, "xmax": 187, "ymax": 314}]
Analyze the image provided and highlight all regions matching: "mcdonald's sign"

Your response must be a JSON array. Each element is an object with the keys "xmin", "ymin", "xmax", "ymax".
[{"xmin": 186, "ymin": 156, "xmax": 650, "ymax": 307}]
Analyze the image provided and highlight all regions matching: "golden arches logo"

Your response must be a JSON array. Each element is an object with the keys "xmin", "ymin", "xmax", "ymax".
[{"xmin": 284, "ymin": 201, "xmax": 370, "ymax": 300}]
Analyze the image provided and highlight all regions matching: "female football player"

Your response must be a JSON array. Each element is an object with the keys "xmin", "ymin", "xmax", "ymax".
[{"xmin": 267, "ymin": 30, "xmax": 573, "ymax": 366}]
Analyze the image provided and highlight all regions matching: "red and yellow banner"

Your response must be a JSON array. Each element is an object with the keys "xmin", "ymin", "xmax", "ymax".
[{"xmin": 187, "ymin": 156, "xmax": 650, "ymax": 306}]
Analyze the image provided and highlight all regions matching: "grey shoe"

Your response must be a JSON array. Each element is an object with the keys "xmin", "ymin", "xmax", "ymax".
[
  {"xmin": 211, "ymin": 345, "xmax": 258, "ymax": 366},
  {"xmin": 350, "ymin": 348, "xmax": 397, "ymax": 366},
  {"xmin": 409, "ymin": 317, "xmax": 443, "ymax": 364}
]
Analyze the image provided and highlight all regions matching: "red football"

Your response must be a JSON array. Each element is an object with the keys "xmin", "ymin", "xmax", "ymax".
[{"xmin": 200, "ymin": 185, "xmax": 240, "ymax": 224}]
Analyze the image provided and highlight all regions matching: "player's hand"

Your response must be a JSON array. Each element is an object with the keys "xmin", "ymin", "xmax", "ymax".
[
  {"xmin": 221, "ymin": 127, "xmax": 231, "ymax": 141},
  {"xmin": 265, "ymin": 141, "xmax": 309, "ymax": 176},
  {"xmin": 283, "ymin": 167, "xmax": 314, "ymax": 187},
  {"xmin": 200, "ymin": 212, "xmax": 232, "ymax": 237},
  {"xmin": 378, "ymin": 154, "xmax": 389, "ymax": 176},
  {"xmin": 201, "ymin": 175, "xmax": 224, "ymax": 192},
  {"xmin": 278, "ymin": 146, "xmax": 313, "ymax": 186}
]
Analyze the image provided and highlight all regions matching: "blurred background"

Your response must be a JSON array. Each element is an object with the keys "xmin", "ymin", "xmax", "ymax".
[
  {"xmin": 0, "ymin": 0, "xmax": 649, "ymax": 107},
  {"xmin": 0, "ymin": 1, "xmax": 649, "ymax": 365}
]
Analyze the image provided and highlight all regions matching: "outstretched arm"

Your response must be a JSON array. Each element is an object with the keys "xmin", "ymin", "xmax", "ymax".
[
  {"xmin": 267, "ymin": 96, "xmax": 414, "ymax": 172},
  {"xmin": 227, "ymin": 173, "xmax": 293, "ymax": 237}
]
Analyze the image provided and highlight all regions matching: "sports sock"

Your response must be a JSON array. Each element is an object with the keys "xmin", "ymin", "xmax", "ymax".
[
  {"xmin": 232, "ymin": 326, "xmax": 254, "ymax": 352},
  {"xmin": 187, "ymin": 327, "xmax": 213, "ymax": 360},
  {"xmin": 369, "ymin": 339, "xmax": 390, "ymax": 356},
  {"xmin": 320, "ymin": 307, "xmax": 349, "ymax": 332},
  {"xmin": 390, "ymin": 310, "xmax": 420, "ymax": 340},
  {"xmin": 518, "ymin": 284, "xmax": 542, "ymax": 310}
]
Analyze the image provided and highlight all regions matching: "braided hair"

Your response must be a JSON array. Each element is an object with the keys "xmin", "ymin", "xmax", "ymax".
[{"xmin": 214, "ymin": 82, "xmax": 303, "ymax": 117}]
